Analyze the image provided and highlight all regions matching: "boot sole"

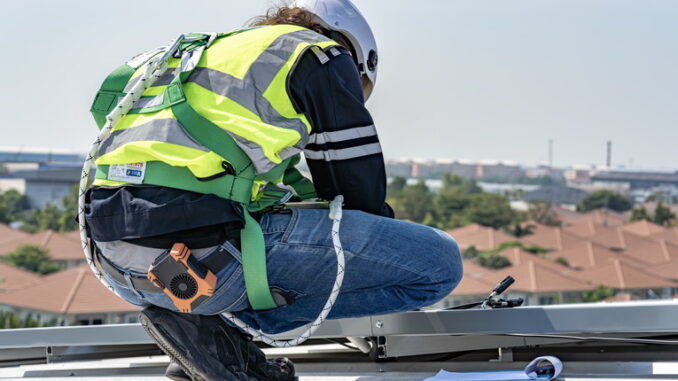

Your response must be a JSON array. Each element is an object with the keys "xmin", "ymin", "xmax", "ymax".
[{"xmin": 140, "ymin": 312, "xmax": 205, "ymax": 381}]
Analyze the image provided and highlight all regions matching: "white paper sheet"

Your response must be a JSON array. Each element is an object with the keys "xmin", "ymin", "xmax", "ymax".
[{"xmin": 423, "ymin": 356, "xmax": 563, "ymax": 381}]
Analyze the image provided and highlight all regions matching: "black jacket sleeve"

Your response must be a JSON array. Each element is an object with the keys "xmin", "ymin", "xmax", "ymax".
[{"xmin": 289, "ymin": 47, "xmax": 393, "ymax": 218}]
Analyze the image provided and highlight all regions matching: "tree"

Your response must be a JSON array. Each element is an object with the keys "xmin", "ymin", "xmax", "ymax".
[
  {"xmin": 462, "ymin": 245, "xmax": 480, "ymax": 259},
  {"xmin": 577, "ymin": 190, "xmax": 632, "ymax": 213},
  {"xmin": 582, "ymin": 285, "xmax": 615, "ymax": 303},
  {"xmin": 465, "ymin": 193, "xmax": 515, "ymax": 229},
  {"xmin": 428, "ymin": 189, "xmax": 472, "ymax": 229},
  {"xmin": 506, "ymin": 222, "xmax": 535, "ymax": 238},
  {"xmin": 387, "ymin": 177, "xmax": 407, "ymax": 197},
  {"xmin": 475, "ymin": 253, "xmax": 512, "ymax": 270},
  {"xmin": 2, "ymin": 245, "xmax": 63, "ymax": 275},
  {"xmin": 0, "ymin": 311, "xmax": 44, "ymax": 329},
  {"xmin": 442, "ymin": 174, "xmax": 482, "ymax": 194},
  {"xmin": 0, "ymin": 189, "xmax": 27, "ymax": 224},
  {"xmin": 653, "ymin": 202, "xmax": 676, "ymax": 227},
  {"xmin": 630, "ymin": 206, "xmax": 652, "ymax": 222},
  {"xmin": 57, "ymin": 184, "xmax": 79, "ymax": 232},
  {"xmin": 388, "ymin": 181, "xmax": 434, "ymax": 223},
  {"xmin": 20, "ymin": 204, "xmax": 62, "ymax": 233},
  {"xmin": 527, "ymin": 202, "xmax": 562, "ymax": 227},
  {"xmin": 18, "ymin": 184, "xmax": 79, "ymax": 233}
]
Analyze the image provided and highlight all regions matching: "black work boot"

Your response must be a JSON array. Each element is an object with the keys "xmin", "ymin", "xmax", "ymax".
[
  {"xmin": 140, "ymin": 306, "xmax": 296, "ymax": 381},
  {"xmin": 165, "ymin": 359, "xmax": 191, "ymax": 381}
]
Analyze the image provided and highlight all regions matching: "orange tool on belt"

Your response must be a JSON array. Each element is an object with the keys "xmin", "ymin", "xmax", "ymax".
[{"xmin": 148, "ymin": 243, "xmax": 217, "ymax": 312}]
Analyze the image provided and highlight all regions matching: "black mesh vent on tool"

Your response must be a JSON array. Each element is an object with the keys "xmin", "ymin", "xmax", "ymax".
[{"xmin": 170, "ymin": 274, "xmax": 198, "ymax": 299}]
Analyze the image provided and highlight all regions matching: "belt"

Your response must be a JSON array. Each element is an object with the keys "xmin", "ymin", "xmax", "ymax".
[{"xmin": 94, "ymin": 243, "xmax": 236, "ymax": 293}]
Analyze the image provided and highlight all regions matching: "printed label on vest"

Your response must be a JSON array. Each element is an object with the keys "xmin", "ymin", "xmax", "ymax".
[{"xmin": 108, "ymin": 162, "xmax": 147, "ymax": 184}]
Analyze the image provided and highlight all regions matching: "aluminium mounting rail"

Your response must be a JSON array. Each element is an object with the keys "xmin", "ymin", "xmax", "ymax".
[{"xmin": 2, "ymin": 300, "xmax": 678, "ymax": 363}]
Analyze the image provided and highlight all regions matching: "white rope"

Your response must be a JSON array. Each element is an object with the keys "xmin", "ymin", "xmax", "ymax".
[
  {"xmin": 78, "ymin": 35, "xmax": 185, "ymax": 296},
  {"xmin": 222, "ymin": 195, "xmax": 346, "ymax": 348},
  {"xmin": 78, "ymin": 35, "xmax": 346, "ymax": 349}
]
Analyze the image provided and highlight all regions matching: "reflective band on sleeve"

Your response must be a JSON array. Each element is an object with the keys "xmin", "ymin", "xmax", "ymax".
[
  {"xmin": 311, "ymin": 46, "xmax": 330, "ymax": 64},
  {"xmin": 304, "ymin": 143, "xmax": 382, "ymax": 161},
  {"xmin": 98, "ymin": 118, "xmax": 210, "ymax": 156},
  {"xmin": 308, "ymin": 125, "xmax": 377, "ymax": 145}
]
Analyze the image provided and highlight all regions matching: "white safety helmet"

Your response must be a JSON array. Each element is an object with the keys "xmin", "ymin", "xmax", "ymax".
[{"xmin": 296, "ymin": 0, "xmax": 378, "ymax": 100}]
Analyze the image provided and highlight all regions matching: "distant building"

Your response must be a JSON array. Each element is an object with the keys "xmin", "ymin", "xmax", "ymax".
[
  {"xmin": 0, "ymin": 147, "xmax": 82, "ymax": 165},
  {"xmin": 523, "ymin": 185, "xmax": 589, "ymax": 207},
  {"xmin": 592, "ymin": 171, "xmax": 678, "ymax": 190},
  {"xmin": 0, "ymin": 167, "xmax": 80, "ymax": 209},
  {"xmin": 386, "ymin": 159, "xmax": 524, "ymax": 180}
]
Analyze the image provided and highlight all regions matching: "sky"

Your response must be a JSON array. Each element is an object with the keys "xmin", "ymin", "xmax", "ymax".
[{"xmin": 0, "ymin": 0, "xmax": 676, "ymax": 170}]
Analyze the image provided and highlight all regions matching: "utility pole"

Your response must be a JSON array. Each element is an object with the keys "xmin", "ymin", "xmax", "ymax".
[
  {"xmin": 606, "ymin": 141, "xmax": 612, "ymax": 169},
  {"xmin": 548, "ymin": 139, "xmax": 554, "ymax": 168}
]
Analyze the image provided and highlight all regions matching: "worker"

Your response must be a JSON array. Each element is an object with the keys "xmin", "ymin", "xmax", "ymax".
[{"xmin": 85, "ymin": 1, "xmax": 463, "ymax": 380}]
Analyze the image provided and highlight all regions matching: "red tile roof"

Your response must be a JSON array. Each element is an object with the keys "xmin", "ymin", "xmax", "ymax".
[
  {"xmin": 0, "ymin": 262, "xmax": 41, "ymax": 291},
  {"xmin": 0, "ymin": 230, "xmax": 84, "ymax": 261},
  {"xmin": 566, "ymin": 210, "xmax": 627, "ymax": 227},
  {"xmin": 0, "ymin": 225, "xmax": 29, "ymax": 244},
  {"xmin": 448, "ymin": 225, "xmax": 516, "ymax": 251},
  {"xmin": 453, "ymin": 261, "xmax": 497, "ymax": 296},
  {"xmin": 0, "ymin": 265, "xmax": 138, "ymax": 314},
  {"xmin": 577, "ymin": 260, "xmax": 678, "ymax": 290},
  {"xmin": 520, "ymin": 223, "xmax": 585, "ymax": 251},
  {"xmin": 487, "ymin": 259, "xmax": 592, "ymax": 293},
  {"xmin": 649, "ymin": 228, "xmax": 678, "ymax": 245},
  {"xmin": 622, "ymin": 220, "xmax": 666, "ymax": 236},
  {"xmin": 544, "ymin": 241, "xmax": 640, "ymax": 270}
]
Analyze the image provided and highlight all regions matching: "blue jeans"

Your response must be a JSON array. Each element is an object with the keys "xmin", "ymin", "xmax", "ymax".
[{"xmin": 102, "ymin": 208, "xmax": 463, "ymax": 334}]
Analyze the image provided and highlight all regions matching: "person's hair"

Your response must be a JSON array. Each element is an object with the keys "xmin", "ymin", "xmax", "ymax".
[{"xmin": 249, "ymin": 5, "xmax": 326, "ymax": 35}]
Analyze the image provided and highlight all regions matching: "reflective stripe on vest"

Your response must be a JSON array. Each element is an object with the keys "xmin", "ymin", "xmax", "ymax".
[{"xmin": 97, "ymin": 25, "xmax": 340, "ymax": 178}]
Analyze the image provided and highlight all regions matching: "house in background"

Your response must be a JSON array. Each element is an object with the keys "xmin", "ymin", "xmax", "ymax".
[{"xmin": 0, "ymin": 265, "xmax": 138, "ymax": 326}]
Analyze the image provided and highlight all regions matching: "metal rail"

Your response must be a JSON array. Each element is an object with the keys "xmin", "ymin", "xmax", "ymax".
[{"xmin": 2, "ymin": 301, "xmax": 678, "ymax": 363}]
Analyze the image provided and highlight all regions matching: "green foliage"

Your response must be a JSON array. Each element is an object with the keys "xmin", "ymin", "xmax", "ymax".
[
  {"xmin": 527, "ymin": 202, "xmax": 562, "ymax": 227},
  {"xmin": 462, "ymin": 245, "xmax": 480, "ymax": 259},
  {"xmin": 484, "ymin": 241, "xmax": 550, "ymax": 256},
  {"xmin": 464, "ymin": 193, "xmax": 515, "ymax": 229},
  {"xmin": 506, "ymin": 222, "xmax": 535, "ymax": 238},
  {"xmin": 577, "ymin": 190, "xmax": 632, "ymax": 213},
  {"xmin": 387, "ymin": 177, "xmax": 407, "ymax": 197},
  {"xmin": 442, "ymin": 174, "xmax": 482, "ymax": 194},
  {"xmin": 475, "ymin": 253, "xmax": 512, "ymax": 270},
  {"xmin": 654, "ymin": 202, "xmax": 676, "ymax": 227},
  {"xmin": 18, "ymin": 184, "xmax": 78, "ymax": 233},
  {"xmin": 629, "ymin": 203, "xmax": 676, "ymax": 227},
  {"xmin": 0, "ymin": 311, "xmax": 44, "ymax": 329},
  {"xmin": 0, "ymin": 190, "xmax": 27, "ymax": 224},
  {"xmin": 555, "ymin": 257, "xmax": 570, "ymax": 267},
  {"xmin": 582, "ymin": 285, "xmax": 615, "ymax": 303},
  {"xmin": 630, "ymin": 206, "xmax": 652, "ymax": 222},
  {"xmin": 388, "ymin": 174, "xmax": 515, "ymax": 230},
  {"xmin": 388, "ymin": 181, "xmax": 434, "ymax": 222},
  {"xmin": 2, "ymin": 244, "xmax": 63, "ymax": 275}
]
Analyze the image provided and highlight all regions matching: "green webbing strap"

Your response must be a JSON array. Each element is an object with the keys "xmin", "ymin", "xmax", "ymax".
[
  {"xmin": 90, "ymin": 64, "xmax": 136, "ymax": 128},
  {"xmin": 94, "ymin": 162, "xmax": 252, "ymax": 204},
  {"xmin": 171, "ymin": 93, "xmax": 279, "ymax": 310},
  {"xmin": 240, "ymin": 210, "xmax": 278, "ymax": 310},
  {"xmin": 283, "ymin": 167, "xmax": 317, "ymax": 200},
  {"xmin": 171, "ymin": 102, "xmax": 252, "ymax": 174}
]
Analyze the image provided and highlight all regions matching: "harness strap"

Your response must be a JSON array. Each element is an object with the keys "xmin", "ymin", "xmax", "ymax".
[
  {"xmin": 94, "ymin": 162, "xmax": 252, "ymax": 204},
  {"xmin": 171, "ymin": 93, "xmax": 278, "ymax": 311}
]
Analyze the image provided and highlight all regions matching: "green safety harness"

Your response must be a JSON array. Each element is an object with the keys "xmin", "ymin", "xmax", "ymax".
[{"xmin": 89, "ymin": 32, "xmax": 316, "ymax": 311}]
